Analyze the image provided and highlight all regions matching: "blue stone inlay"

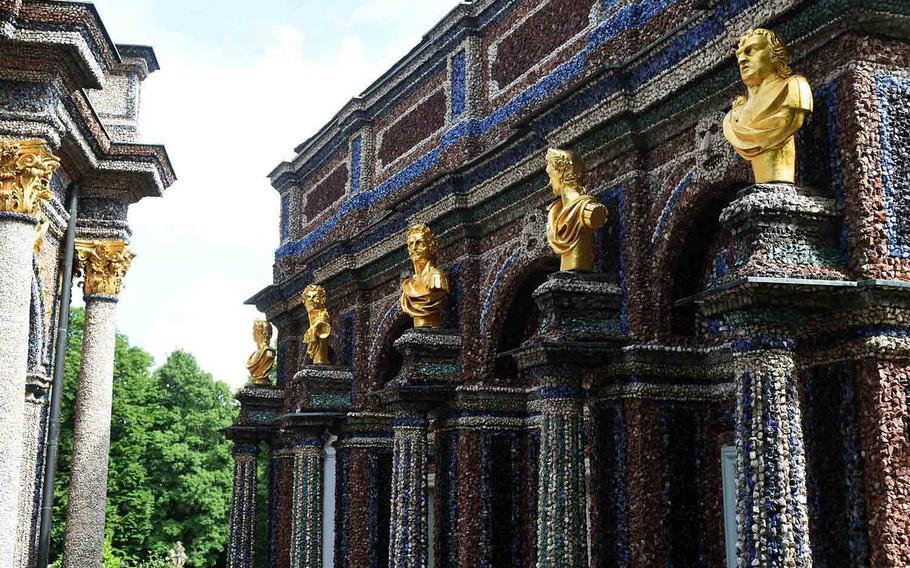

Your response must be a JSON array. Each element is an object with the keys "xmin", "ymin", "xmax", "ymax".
[
  {"xmin": 480, "ymin": 250, "xmax": 521, "ymax": 336},
  {"xmin": 875, "ymin": 75, "xmax": 910, "ymax": 258},
  {"xmin": 280, "ymin": 193, "xmax": 290, "ymax": 243},
  {"xmin": 351, "ymin": 136, "xmax": 363, "ymax": 194},
  {"xmin": 817, "ymin": 80, "xmax": 850, "ymax": 265},
  {"xmin": 651, "ymin": 170, "xmax": 694, "ymax": 246},
  {"xmin": 275, "ymin": 0, "xmax": 760, "ymax": 262},
  {"xmin": 732, "ymin": 336, "xmax": 795, "ymax": 353},
  {"xmin": 450, "ymin": 50, "xmax": 467, "ymax": 120}
]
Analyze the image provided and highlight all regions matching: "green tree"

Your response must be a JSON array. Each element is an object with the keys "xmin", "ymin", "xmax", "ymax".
[
  {"xmin": 50, "ymin": 311, "xmax": 237, "ymax": 567},
  {"xmin": 144, "ymin": 351, "xmax": 237, "ymax": 566}
]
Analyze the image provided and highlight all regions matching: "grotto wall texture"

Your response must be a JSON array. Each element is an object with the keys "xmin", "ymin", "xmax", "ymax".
[{"xmin": 233, "ymin": 0, "xmax": 910, "ymax": 566}]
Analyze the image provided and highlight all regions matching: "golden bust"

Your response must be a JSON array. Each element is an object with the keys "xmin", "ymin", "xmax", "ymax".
[
  {"xmin": 545, "ymin": 148, "xmax": 607, "ymax": 272},
  {"xmin": 400, "ymin": 224, "xmax": 449, "ymax": 328},
  {"xmin": 246, "ymin": 319, "xmax": 275, "ymax": 385},
  {"xmin": 723, "ymin": 28, "xmax": 813, "ymax": 184},
  {"xmin": 302, "ymin": 284, "xmax": 332, "ymax": 365}
]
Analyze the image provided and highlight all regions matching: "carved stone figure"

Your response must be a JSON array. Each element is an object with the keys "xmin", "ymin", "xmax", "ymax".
[
  {"xmin": 695, "ymin": 111, "xmax": 738, "ymax": 184},
  {"xmin": 302, "ymin": 284, "xmax": 332, "ymax": 365},
  {"xmin": 723, "ymin": 28, "xmax": 813, "ymax": 184},
  {"xmin": 246, "ymin": 319, "xmax": 275, "ymax": 385},
  {"xmin": 400, "ymin": 224, "xmax": 449, "ymax": 328},
  {"xmin": 168, "ymin": 542, "xmax": 187, "ymax": 568},
  {"xmin": 545, "ymin": 148, "xmax": 607, "ymax": 272}
]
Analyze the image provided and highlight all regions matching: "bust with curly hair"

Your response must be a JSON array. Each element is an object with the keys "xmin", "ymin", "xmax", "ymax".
[
  {"xmin": 246, "ymin": 319, "xmax": 275, "ymax": 385},
  {"xmin": 400, "ymin": 224, "xmax": 449, "ymax": 328},
  {"xmin": 302, "ymin": 284, "xmax": 332, "ymax": 365},
  {"xmin": 545, "ymin": 148, "xmax": 607, "ymax": 272},
  {"xmin": 723, "ymin": 28, "xmax": 813, "ymax": 184}
]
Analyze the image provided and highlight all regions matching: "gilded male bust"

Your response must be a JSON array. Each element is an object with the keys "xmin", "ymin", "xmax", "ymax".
[
  {"xmin": 723, "ymin": 28, "xmax": 813, "ymax": 184},
  {"xmin": 400, "ymin": 224, "xmax": 449, "ymax": 328},
  {"xmin": 545, "ymin": 148, "xmax": 607, "ymax": 272},
  {"xmin": 246, "ymin": 319, "xmax": 275, "ymax": 385},
  {"xmin": 302, "ymin": 284, "xmax": 332, "ymax": 365}
]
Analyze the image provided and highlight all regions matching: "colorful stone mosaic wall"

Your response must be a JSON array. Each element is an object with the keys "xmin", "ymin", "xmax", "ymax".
[{"xmin": 237, "ymin": 0, "xmax": 910, "ymax": 566}]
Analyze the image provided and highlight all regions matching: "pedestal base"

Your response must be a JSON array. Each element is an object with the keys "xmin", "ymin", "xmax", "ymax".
[
  {"xmin": 291, "ymin": 365, "xmax": 353, "ymax": 412},
  {"xmin": 719, "ymin": 183, "xmax": 847, "ymax": 282}
]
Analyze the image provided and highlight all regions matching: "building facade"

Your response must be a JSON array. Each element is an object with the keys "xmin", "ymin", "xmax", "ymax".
[
  {"xmin": 0, "ymin": 2, "xmax": 174, "ymax": 566},
  {"xmin": 232, "ymin": 0, "xmax": 910, "ymax": 567}
]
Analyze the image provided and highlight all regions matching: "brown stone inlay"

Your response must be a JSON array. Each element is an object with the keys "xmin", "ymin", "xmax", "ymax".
[
  {"xmin": 304, "ymin": 165, "xmax": 348, "ymax": 220},
  {"xmin": 378, "ymin": 90, "xmax": 446, "ymax": 166},
  {"xmin": 856, "ymin": 360, "xmax": 910, "ymax": 567},
  {"xmin": 491, "ymin": 0, "xmax": 591, "ymax": 88}
]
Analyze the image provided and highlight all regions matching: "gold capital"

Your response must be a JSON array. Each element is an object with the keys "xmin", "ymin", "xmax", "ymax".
[
  {"xmin": 0, "ymin": 138, "xmax": 60, "ymax": 216},
  {"xmin": 74, "ymin": 239, "xmax": 135, "ymax": 296}
]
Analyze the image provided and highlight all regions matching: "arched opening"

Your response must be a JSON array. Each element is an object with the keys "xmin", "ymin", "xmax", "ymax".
[
  {"xmin": 492, "ymin": 258, "xmax": 557, "ymax": 383},
  {"xmin": 667, "ymin": 184, "xmax": 745, "ymax": 338},
  {"xmin": 378, "ymin": 316, "xmax": 412, "ymax": 387}
]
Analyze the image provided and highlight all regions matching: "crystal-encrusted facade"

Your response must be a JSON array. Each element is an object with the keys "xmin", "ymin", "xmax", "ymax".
[{"xmin": 231, "ymin": 1, "xmax": 910, "ymax": 566}]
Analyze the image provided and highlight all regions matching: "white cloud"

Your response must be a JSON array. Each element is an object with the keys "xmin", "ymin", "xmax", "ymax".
[{"xmin": 82, "ymin": 1, "xmax": 459, "ymax": 390}]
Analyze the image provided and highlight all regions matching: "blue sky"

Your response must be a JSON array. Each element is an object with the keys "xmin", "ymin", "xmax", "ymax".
[{"xmin": 88, "ymin": 0, "xmax": 459, "ymax": 389}]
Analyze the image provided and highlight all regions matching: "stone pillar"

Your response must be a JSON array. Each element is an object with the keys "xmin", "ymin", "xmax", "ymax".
[
  {"xmin": 855, "ymin": 359, "xmax": 910, "ymax": 567},
  {"xmin": 289, "ymin": 436, "xmax": 325, "ymax": 568},
  {"xmin": 378, "ymin": 328, "xmax": 462, "ymax": 568},
  {"xmin": 0, "ymin": 138, "xmax": 57, "ymax": 566},
  {"xmin": 62, "ymin": 239, "xmax": 133, "ymax": 568},
  {"xmin": 731, "ymin": 336, "xmax": 811, "ymax": 568},
  {"xmin": 333, "ymin": 414, "xmax": 393, "ymax": 568},
  {"xmin": 530, "ymin": 381, "xmax": 588, "ymax": 567},
  {"xmin": 703, "ymin": 182, "xmax": 843, "ymax": 568},
  {"xmin": 388, "ymin": 415, "xmax": 429, "ymax": 568},
  {"xmin": 227, "ymin": 442, "xmax": 260, "ymax": 568},
  {"xmin": 511, "ymin": 272, "xmax": 624, "ymax": 568}
]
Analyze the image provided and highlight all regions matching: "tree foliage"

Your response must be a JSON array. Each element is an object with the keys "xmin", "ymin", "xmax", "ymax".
[{"xmin": 51, "ymin": 309, "xmax": 237, "ymax": 566}]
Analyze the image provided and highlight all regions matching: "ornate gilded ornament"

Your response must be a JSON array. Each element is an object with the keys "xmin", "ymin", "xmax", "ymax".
[
  {"xmin": 34, "ymin": 215, "xmax": 50, "ymax": 254},
  {"xmin": 246, "ymin": 319, "xmax": 276, "ymax": 385},
  {"xmin": 400, "ymin": 224, "xmax": 449, "ymax": 328},
  {"xmin": 723, "ymin": 29, "xmax": 813, "ymax": 184},
  {"xmin": 302, "ymin": 284, "xmax": 332, "ymax": 365},
  {"xmin": 74, "ymin": 239, "xmax": 134, "ymax": 296},
  {"xmin": 0, "ymin": 137, "xmax": 60, "ymax": 216},
  {"xmin": 545, "ymin": 148, "xmax": 608, "ymax": 272}
]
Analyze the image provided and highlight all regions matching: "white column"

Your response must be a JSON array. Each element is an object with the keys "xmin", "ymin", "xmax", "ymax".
[
  {"xmin": 0, "ymin": 137, "xmax": 58, "ymax": 566},
  {"xmin": 0, "ymin": 215, "xmax": 40, "ymax": 565},
  {"xmin": 62, "ymin": 239, "xmax": 133, "ymax": 568}
]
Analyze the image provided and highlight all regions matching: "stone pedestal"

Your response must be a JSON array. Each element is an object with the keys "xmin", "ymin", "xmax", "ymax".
[
  {"xmin": 225, "ymin": 384, "xmax": 283, "ymax": 568},
  {"xmin": 62, "ymin": 295, "xmax": 119, "ymax": 568},
  {"xmin": 333, "ymin": 413, "xmax": 394, "ymax": 568},
  {"xmin": 0, "ymin": 212, "xmax": 39, "ymax": 566},
  {"xmin": 511, "ymin": 272, "xmax": 623, "ymax": 568},
  {"xmin": 719, "ymin": 183, "xmax": 846, "ymax": 281},
  {"xmin": 290, "ymin": 365, "xmax": 353, "ymax": 413},
  {"xmin": 692, "ymin": 183, "xmax": 842, "ymax": 568},
  {"xmin": 378, "ymin": 328, "xmax": 462, "ymax": 568}
]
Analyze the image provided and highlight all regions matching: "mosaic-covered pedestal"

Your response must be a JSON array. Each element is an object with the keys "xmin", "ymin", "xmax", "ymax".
[
  {"xmin": 290, "ymin": 366, "xmax": 353, "ymax": 413},
  {"xmin": 334, "ymin": 413, "xmax": 394, "ymax": 568},
  {"xmin": 698, "ymin": 183, "xmax": 850, "ymax": 567},
  {"xmin": 378, "ymin": 328, "xmax": 462, "ymax": 568},
  {"xmin": 225, "ymin": 385, "xmax": 283, "ymax": 568},
  {"xmin": 512, "ymin": 272, "xmax": 623, "ymax": 568},
  {"xmin": 718, "ymin": 183, "xmax": 847, "ymax": 282}
]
